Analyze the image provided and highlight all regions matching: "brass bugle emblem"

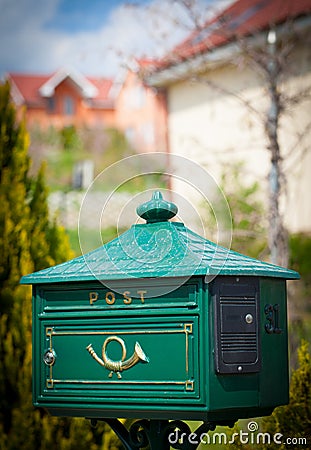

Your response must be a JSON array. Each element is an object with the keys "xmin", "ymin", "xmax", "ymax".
[{"xmin": 86, "ymin": 336, "xmax": 149, "ymax": 379}]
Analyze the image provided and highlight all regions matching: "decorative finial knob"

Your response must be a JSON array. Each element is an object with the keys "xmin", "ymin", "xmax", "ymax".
[{"xmin": 136, "ymin": 191, "xmax": 178, "ymax": 223}]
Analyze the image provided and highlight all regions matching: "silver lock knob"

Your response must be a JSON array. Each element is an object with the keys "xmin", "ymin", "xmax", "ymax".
[
  {"xmin": 245, "ymin": 314, "xmax": 254, "ymax": 324},
  {"xmin": 43, "ymin": 350, "xmax": 56, "ymax": 366}
]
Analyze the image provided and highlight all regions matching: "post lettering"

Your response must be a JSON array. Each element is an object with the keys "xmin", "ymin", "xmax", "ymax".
[
  {"xmin": 123, "ymin": 291, "xmax": 132, "ymax": 304},
  {"xmin": 106, "ymin": 292, "xmax": 116, "ymax": 305},
  {"xmin": 89, "ymin": 292, "xmax": 99, "ymax": 305},
  {"xmin": 89, "ymin": 289, "xmax": 147, "ymax": 305},
  {"xmin": 137, "ymin": 290, "xmax": 147, "ymax": 303}
]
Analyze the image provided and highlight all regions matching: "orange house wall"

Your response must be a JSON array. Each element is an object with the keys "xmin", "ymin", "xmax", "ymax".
[
  {"xmin": 15, "ymin": 74, "xmax": 167, "ymax": 153},
  {"xmin": 24, "ymin": 78, "xmax": 116, "ymax": 129},
  {"xmin": 115, "ymin": 71, "xmax": 168, "ymax": 153}
]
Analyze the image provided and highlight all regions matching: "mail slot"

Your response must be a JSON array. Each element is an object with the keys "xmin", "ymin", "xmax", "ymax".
[
  {"xmin": 213, "ymin": 277, "xmax": 261, "ymax": 374},
  {"xmin": 21, "ymin": 191, "xmax": 299, "ymax": 423}
]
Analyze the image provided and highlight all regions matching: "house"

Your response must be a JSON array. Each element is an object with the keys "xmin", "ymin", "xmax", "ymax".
[
  {"xmin": 6, "ymin": 66, "xmax": 167, "ymax": 154},
  {"xmin": 144, "ymin": 0, "xmax": 311, "ymax": 235},
  {"xmin": 115, "ymin": 64, "xmax": 168, "ymax": 153},
  {"xmin": 7, "ymin": 68, "xmax": 117, "ymax": 129}
]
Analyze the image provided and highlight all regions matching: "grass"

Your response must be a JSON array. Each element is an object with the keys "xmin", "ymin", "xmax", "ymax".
[
  {"xmin": 67, "ymin": 226, "xmax": 124, "ymax": 257},
  {"xmin": 30, "ymin": 125, "xmax": 168, "ymax": 193}
]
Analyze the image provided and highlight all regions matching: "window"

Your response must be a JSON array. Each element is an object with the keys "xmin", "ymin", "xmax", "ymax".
[
  {"xmin": 125, "ymin": 127, "xmax": 135, "ymax": 145},
  {"xmin": 141, "ymin": 122, "xmax": 155, "ymax": 145},
  {"xmin": 126, "ymin": 86, "xmax": 145, "ymax": 109},
  {"xmin": 47, "ymin": 97, "xmax": 55, "ymax": 113},
  {"xmin": 133, "ymin": 86, "xmax": 145, "ymax": 108},
  {"xmin": 64, "ymin": 96, "xmax": 74, "ymax": 115}
]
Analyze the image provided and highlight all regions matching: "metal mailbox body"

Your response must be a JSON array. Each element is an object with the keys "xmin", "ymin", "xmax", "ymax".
[{"xmin": 21, "ymin": 192, "xmax": 299, "ymax": 423}]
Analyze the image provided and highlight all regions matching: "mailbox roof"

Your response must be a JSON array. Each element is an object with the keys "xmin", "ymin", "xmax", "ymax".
[{"xmin": 20, "ymin": 192, "xmax": 299, "ymax": 284}]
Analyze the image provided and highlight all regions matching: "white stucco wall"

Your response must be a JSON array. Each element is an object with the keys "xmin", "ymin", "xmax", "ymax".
[{"xmin": 167, "ymin": 48, "xmax": 311, "ymax": 234}]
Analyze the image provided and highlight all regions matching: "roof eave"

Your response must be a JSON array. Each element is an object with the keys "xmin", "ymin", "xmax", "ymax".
[
  {"xmin": 145, "ymin": 42, "xmax": 240, "ymax": 87},
  {"xmin": 20, "ymin": 267, "xmax": 299, "ymax": 285},
  {"xmin": 39, "ymin": 68, "xmax": 99, "ymax": 99},
  {"xmin": 7, "ymin": 74, "xmax": 25, "ymax": 105},
  {"xmin": 145, "ymin": 14, "xmax": 311, "ymax": 87}
]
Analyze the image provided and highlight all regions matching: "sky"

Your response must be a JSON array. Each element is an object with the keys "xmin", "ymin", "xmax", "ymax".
[{"xmin": 0, "ymin": 0, "xmax": 232, "ymax": 79}]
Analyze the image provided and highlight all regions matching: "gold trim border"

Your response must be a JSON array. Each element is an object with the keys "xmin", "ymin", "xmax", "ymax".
[{"xmin": 45, "ymin": 324, "xmax": 195, "ymax": 392}]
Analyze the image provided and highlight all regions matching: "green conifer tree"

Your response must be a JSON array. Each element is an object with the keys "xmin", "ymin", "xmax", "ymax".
[
  {"xmin": 227, "ymin": 340, "xmax": 311, "ymax": 449},
  {"xmin": 28, "ymin": 161, "xmax": 74, "ymax": 270},
  {"xmin": 0, "ymin": 81, "xmax": 32, "ymax": 315},
  {"xmin": 261, "ymin": 339, "xmax": 311, "ymax": 449},
  {"xmin": 0, "ymin": 82, "xmax": 120, "ymax": 450},
  {"xmin": 0, "ymin": 82, "xmax": 33, "ymax": 439}
]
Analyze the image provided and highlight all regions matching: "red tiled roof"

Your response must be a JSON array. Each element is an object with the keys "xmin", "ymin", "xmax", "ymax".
[
  {"xmin": 156, "ymin": 0, "xmax": 311, "ymax": 69},
  {"xmin": 87, "ymin": 77, "xmax": 115, "ymax": 106},
  {"xmin": 9, "ymin": 74, "xmax": 49, "ymax": 107},
  {"xmin": 8, "ymin": 71, "xmax": 115, "ymax": 109}
]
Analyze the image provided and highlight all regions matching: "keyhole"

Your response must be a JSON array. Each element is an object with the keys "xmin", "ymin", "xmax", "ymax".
[{"xmin": 43, "ymin": 350, "xmax": 56, "ymax": 366}]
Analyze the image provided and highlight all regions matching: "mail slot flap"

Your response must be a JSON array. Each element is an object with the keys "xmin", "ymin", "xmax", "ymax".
[
  {"xmin": 35, "ymin": 316, "xmax": 201, "ymax": 407},
  {"xmin": 220, "ymin": 303, "xmax": 257, "ymax": 334},
  {"xmin": 38, "ymin": 278, "xmax": 201, "ymax": 312},
  {"xmin": 212, "ymin": 276, "xmax": 261, "ymax": 374}
]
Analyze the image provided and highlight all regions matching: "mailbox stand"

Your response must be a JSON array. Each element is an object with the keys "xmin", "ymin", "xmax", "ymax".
[{"xmin": 21, "ymin": 191, "xmax": 299, "ymax": 450}]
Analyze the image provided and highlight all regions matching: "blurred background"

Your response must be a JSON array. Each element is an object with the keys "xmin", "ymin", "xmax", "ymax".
[{"xmin": 1, "ymin": 0, "xmax": 310, "ymax": 448}]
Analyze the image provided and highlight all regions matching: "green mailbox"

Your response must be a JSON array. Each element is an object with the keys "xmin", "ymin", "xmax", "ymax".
[{"xmin": 21, "ymin": 191, "xmax": 299, "ymax": 426}]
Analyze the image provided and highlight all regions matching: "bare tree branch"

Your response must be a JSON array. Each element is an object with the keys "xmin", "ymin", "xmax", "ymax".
[{"xmin": 138, "ymin": 0, "xmax": 311, "ymax": 265}]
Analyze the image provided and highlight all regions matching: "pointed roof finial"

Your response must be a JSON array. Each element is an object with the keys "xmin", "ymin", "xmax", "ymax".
[{"xmin": 136, "ymin": 191, "xmax": 178, "ymax": 223}]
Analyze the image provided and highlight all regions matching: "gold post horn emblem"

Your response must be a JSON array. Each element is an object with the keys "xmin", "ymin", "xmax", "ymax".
[{"xmin": 86, "ymin": 336, "xmax": 149, "ymax": 379}]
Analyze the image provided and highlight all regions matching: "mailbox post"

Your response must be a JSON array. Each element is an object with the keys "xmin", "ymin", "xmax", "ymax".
[{"xmin": 21, "ymin": 191, "xmax": 299, "ymax": 449}]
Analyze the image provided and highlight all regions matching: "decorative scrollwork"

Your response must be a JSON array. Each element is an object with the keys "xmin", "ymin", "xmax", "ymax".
[
  {"xmin": 128, "ymin": 419, "xmax": 150, "ymax": 448},
  {"xmin": 92, "ymin": 418, "xmax": 219, "ymax": 450}
]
